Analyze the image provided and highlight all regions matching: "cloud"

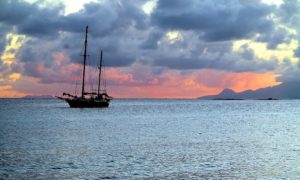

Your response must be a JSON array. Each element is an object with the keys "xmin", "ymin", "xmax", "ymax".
[
  {"xmin": 276, "ymin": 0, "xmax": 300, "ymax": 58},
  {"xmin": 1, "ymin": 0, "xmax": 300, "ymax": 97},
  {"xmin": 5, "ymin": 0, "xmax": 291, "ymax": 73},
  {"xmin": 151, "ymin": 0, "xmax": 275, "ymax": 41},
  {"xmin": 61, "ymin": 1, "xmax": 148, "ymax": 36},
  {"xmin": 152, "ymin": 53, "xmax": 278, "ymax": 72},
  {"xmin": 0, "ymin": 0, "xmax": 148, "ymax": 38},
  {"xmin": 0, "ymin": 0, "xmax": 65, "ymax": 38},
  {"xmin": 148, "ymin": 39, "xmax": 280, "ymax": 72},
  {"xmin": 278, "ymin": 0, "xmax": 300, "ymax": 27},
  {"xmin": 0, "ymin": 0, "xmax": 37, "ymax": 25},
  {"xmin": 140, "ymin": 30, "xmax": 164, "ymax": 49},
  {"xmin": 9, "ymin": 0, "xmax": 144, "ymax": 83},
  {"xmin": 0, "ymin": 24, "xmax": 11, "ymax": 55}
]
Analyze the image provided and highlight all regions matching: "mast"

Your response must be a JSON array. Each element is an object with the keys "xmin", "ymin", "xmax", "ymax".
[
  {"xmin": 81, "ymin": 26, "xmax": 88, "ymax": 98},
  {"xmin": 98, "ymin": 50, "xmax": 103, "ymax": 95}
]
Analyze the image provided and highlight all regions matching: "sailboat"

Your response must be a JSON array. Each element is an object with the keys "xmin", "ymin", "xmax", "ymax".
[{"xmin": 57, "ymin": 26, "xmax": 112, "ymax": 108}]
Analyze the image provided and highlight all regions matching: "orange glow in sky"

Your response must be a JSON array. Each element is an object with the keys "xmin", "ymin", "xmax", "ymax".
[
  {"xmin": 0, "ymin": 67, "xmax": 280, "ymax": 99},
  {"xmin": 0, "ymin": 85, "xmax": 27, "ymax": 98},
  {"xmin": 104, "ymin": 68, "xmax": 281, "ymax": 99}
]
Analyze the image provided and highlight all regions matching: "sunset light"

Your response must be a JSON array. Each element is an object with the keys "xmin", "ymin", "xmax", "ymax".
[
  {"xmin": 1, "ymin": 0, "xmax": 300, "ymax": 99},
  {"xmin": 2, "ymin": 0, "xmax": 300, "ymax": 179}
]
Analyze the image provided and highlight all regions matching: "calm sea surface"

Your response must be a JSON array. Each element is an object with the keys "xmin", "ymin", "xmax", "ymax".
[{"xmin": 1, "ymin": 99, "xmax": 300, "ymax": 179}]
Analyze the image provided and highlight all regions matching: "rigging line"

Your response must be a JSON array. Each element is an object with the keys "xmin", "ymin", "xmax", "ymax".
[
  {"xmin": 103, "ymin": 65, "xmax": 106, "ymax": 91},
  {"xmin": 68, "ymin": 32, "xmax": 85, "ymax": 95},
  {"xmin": 74, "ymin": 64, "xmax": 80, "ymax": 96},
  {"xmin": 64, "ymin": 66, "xmax": 74, "ymax": 95},
  {"xmin": 88, "ymin": 54, "xmax": 98, "ymax": 93},
  {"xmin": 70, "ymin": 54, "xmax": 81, "ymax": 95},
  {"xmin": 90, "ymin": 55, "xmax": 96, "ymax": 92},
  {"xmin": 77, "ymin": 30, "xmax": 84, "ymax": 95},
  {"xmin": 75, "ymin": 81, "xmax": 78, "ymax": 96},
  {"xmin": 87, "ymin": 55, "xmax": 91, "ymax": 92}
]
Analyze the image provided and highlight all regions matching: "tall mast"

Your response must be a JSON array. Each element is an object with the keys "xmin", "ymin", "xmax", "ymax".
[
  {"xmin": 81, "ymin": 26, "xmax": 88, "ymax": 98},
  {"xmin": 98, "ymin": 50, "xmax": 103, "ymax": 95}
]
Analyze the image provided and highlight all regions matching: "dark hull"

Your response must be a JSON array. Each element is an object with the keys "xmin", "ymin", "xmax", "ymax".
[{"xmin": 65, "ymin": 98, "xmax": 110, "ymax": 108}]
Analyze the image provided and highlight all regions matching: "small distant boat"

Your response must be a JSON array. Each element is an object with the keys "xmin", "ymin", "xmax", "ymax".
[{"xmin": 57, "ymin": 26, "xmax": 112, "ymax": 108}]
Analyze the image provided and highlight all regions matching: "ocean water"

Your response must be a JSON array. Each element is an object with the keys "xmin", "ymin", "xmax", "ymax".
[{"xmin": 1, "ymin": 99, "xmax": 300, "ymax": 179}]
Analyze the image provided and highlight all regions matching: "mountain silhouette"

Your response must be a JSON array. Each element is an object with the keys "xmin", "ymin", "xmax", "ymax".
[{"xmin": 199, "ymin": 81, "xmax": 300, "ymax": 100}]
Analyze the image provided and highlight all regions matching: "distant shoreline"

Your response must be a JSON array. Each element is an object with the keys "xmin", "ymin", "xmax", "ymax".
[
  {"xmin": 0, "ymin": 97, "xmax": 297, "ymax": 100},
  {"xmin": 212, "ymin": 97, "xmax": 279, "ymax": 100}
]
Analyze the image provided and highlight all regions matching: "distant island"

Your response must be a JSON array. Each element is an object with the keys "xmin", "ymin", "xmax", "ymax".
[
  {"xmin": 22, "ymin": 95, "xmax": 53, "ymax": 99},
  {"xmin": 199, "ymin": 81, "xmax": 300, "ymax": 100}
]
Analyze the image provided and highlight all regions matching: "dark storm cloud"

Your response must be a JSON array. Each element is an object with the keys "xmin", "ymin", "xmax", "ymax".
[
  {"xmin": 238, "ymin": 44, "xmax": 255, "ymax": 60},
  {"xmin": 277, "ymin": 0, "xmax": 300, "ymax": 60},
  {"xmin": 0, "ymin": 0, "xmax": 147, "ymax": 38},
  {"xmin": 144, "ymin": 36, "xmax": 279, "ymax": 73},
  {"xmin": 70, "ymin": 51, "xmax": 136, "ymax": 67},
  {"xmin": 278, "ymin": 0, "xmax": 300, "ymax": 26},
  {"xmin": 294, "ymin": 46, "xmax": 300, "ymax": 58},
  {"xmin": 153, "ymin": 53, "xmax": 278, "ymax": 72},
  {"xmin": 277, "ymin": 58, "xmax": 300, "ymax": 82},
  {"xmin": 0, "ymin": 0, "xmax": 37, "ymax": 24},
  {"xmin": 258, "ymin": 27, "xmax": 293, "ymax": 49},
  {"xmin": 151, "ymin": 0, "xmax": 275, "ymax": 42},
  {"xmin": 17, "ymin": 6, "xmax": 64, "ymax": 37},
  {"xmin": 61, "ymin": 1, "xmax": 148, "ymax": 36},
  {"xmin": 0, "ymin": 0, "xmax": 64, "ymax": 37},
  {"xmin": 0, "ymin": 24, "xmax": 10, "ymax": 57},
  {"xmin": 140, "ymin": 30, "xmax": 164, "ymax": 49}
]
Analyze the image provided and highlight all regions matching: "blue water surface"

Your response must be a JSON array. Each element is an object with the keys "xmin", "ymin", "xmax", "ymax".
[{"xmin": 1, "ymin": 99, "xmax": 300, "ymax": 179}]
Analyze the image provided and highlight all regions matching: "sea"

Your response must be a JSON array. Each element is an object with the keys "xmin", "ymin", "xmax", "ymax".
[{"xmin": 1, "ymin": 98, "xmax": 300, "ymax": 179}]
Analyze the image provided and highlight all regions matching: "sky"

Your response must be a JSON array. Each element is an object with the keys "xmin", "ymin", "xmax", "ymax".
[{"xmin": 0, "ymin": 0, "xmax": 300, "ymax": 98}]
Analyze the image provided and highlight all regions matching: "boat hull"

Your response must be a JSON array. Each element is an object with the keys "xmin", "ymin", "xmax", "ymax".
[{"xmin": 65, "ymin": 98, "xmax": 110, "ymax": 108}]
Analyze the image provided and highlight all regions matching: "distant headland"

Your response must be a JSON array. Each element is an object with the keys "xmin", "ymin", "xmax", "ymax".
[
  {"xmin": 199, "ymin": 81, "xmax": 300, "ymax": 100},
  {"xmin": 22, "ymin": 95, "xmax": 53, "ymax": 99}
]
